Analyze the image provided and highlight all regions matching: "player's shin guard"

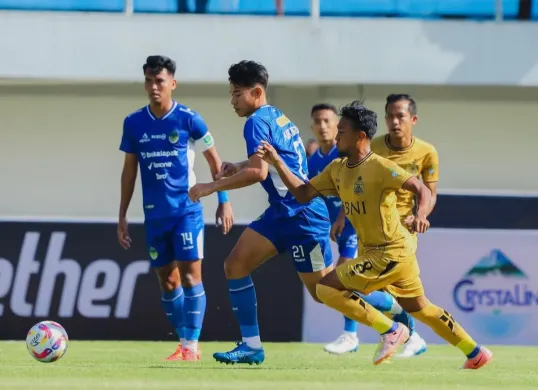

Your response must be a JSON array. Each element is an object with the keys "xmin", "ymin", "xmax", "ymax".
[
  {"xmin": 183, "ymin": 283, "xmax": 206, "ymax": 346},
  {"xmin": 161, "ymin": 286, "xmax": 185, "ymax": 340},
  {"xmin": 228, "ymin": 276, "xmax": 261, "ymax": 349},
  {"xmin": 317, "ymin": 284, "xmax": 395, "ymax": 334},
  {"xmin": 411, "ymin": 303, "xmax": 478, "ymax": 357}
]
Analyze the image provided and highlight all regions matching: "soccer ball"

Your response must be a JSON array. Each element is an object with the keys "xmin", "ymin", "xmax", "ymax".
[{"xmin": 26, "ymin": 321, "xmax": 69, "ymax": 363}]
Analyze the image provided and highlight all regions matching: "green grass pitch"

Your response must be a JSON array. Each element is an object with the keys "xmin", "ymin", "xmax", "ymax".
[{"xmin": 1, "ymin": 341, "xmax": 536, "ymax": 389}]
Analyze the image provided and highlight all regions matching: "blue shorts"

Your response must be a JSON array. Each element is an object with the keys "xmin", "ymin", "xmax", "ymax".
[
  {"xmin": 249, "ymin": 205, "xmax": 333, "ymax": 273},
  {"xmin": 144, "ymin": 211, "xmax": 204, "ymax": 267},
  {"xmin": 337, "ymin": 221, "xmax": 358, "ymax": 259}
]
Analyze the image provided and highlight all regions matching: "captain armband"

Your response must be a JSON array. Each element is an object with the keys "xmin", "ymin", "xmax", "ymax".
[{"xmin": 200, "ymin": 132, "xmax": 215, "ymax": 151}]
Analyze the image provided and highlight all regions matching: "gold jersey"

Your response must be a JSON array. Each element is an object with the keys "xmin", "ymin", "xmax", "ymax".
[
  {"xmin": 309, "ymin": 152, "xmax": 416, "ymax": 261},
  {"xmin": 371, "ymin": 135, "xmax": 439, "ymax": 219}
]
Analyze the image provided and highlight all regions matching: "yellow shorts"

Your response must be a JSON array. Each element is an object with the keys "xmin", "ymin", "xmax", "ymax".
[{"xmin": 336, "ymin": 249, "xmax": 424, "ymax": 298}]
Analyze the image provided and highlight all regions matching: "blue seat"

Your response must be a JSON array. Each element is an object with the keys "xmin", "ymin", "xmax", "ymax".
[
  {"xmin": 320, "ymin": 0, "xmax": 395, "ymax": 16},
  {"xmin": 134, "ymin": 0, "xmax": 176, "ymax": 13},
  {"xmin": 0, "ymin": 0, "xmax": 124, "ymax": 11},
  {"xmin": 532, "ymin": 0, "xmax": 538, "ymax": 20},
  {"xmin": 207, "ymin": 0, "xmax": 310, "ymax": 16},
  {"xmin": 395, "ymin": 0, "xmax": 439, "ymax": 17},
  {"xmin": 436, "ymin": 0, "xmax": 519, "ymax": 19},
  {"xmin": 231, "ymin": 0, "xmax": 277, "ymax": 15}
]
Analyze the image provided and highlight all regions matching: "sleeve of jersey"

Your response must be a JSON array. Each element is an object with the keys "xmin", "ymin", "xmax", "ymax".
[
  {"xmin": 243, "ymin": 116, "xmax": 271, "ymax": 157},
  {"xmin": 189, "ymin": 114, "xmax": 216, "ymax": 151},
  {"xmin": 119, "ymin": 117, "xmax": 135, "ymax": 153},
  {"xmin": 421, "ymin": 148, "xmax": 439, "ymax": 183},
  {"xmin": 309, "ymin": 163, "xmax": 339, "ymax": 197},
  {"xmin": 381, "ymin": 159, "xmax": 414, "ymax": 190}
]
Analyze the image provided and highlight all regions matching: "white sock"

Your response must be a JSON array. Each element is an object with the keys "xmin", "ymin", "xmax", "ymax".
[
  {"xmin": 242, "ymin": 336, "xmax": 262, "ymax": 349},
  {"xmin": 388, "ymin": 299, "xmax": 403, "ymax": 315},
  {"xmin": 343, "ymin": 331, "xmax": 358, "ymax": 338},
  {"xmin": 183, "ymin": 339, "xmax": 198, "ymax": 352}
]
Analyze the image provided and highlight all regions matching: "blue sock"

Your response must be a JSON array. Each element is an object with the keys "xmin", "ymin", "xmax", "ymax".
[
  {"xmin": 467, "ymin": 346, "xmax": 481, "ymax": 359},
  {"xmin": 362, "ymin": 291, "xmax": 416, "ymax": 335},
  {"xmin": 161, "ymin": 286, "xmax": 185, "ymax": 340},
  {"xmin": 393, "ymin": 311, "xmax": 416, "ymax": 336},
  {"xmin": 361, "ymin": 291, "xmax": 394, "ymax": 312},
  {"xmin": 382, "ymin": 321, "xmax": 398, "ymax": 335},
  {"xmin": 228, "ymin": 276, "xmax": 259, "ymax": 338},
  {"xmin": 344, "ymin": 316, "xmax": 357, "ymax": 333},
  {"xmin": 183, "ymin": 283, "xmax": 206, "ymax": 341}
]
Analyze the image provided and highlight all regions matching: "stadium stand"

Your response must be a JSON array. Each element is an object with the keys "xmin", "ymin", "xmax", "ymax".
[{"xmin": 0, "ymin": 0, "xmax": 529, "ymax": 20}]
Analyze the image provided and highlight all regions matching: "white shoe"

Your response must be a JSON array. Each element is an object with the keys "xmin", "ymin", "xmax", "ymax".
[
  {"xmin": 397, "ymin": 332, "xmax": 427, "ymax": 358},
  {"xmin": 323, "ymin": 333, "xmax": 359, "ymax": 355}
]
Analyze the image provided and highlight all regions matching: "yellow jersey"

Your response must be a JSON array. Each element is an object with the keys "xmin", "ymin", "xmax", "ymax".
[
  {"xmin": 371, "ymin": 135, "xmax": 439, "ymax": 219},
  {"xmin": 309, "ymin": 152, "xmax": 416, "ymax": 261}
]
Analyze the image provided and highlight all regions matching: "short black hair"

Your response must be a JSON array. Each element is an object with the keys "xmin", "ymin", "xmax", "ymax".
[
  {"xmin": 143, "ymin": 55, "xmax": 176, "ymax": 76},
  {"xmin": 385, "ymin": 94, "xmax": 417, "ymax": 116},
  {"xmin": 339, "ymin": 100, "xmax": 377, "ymax": 139},
  {"xmin": 228, "ymin": 60, "xmax": 269, "ymax": 89},
  {"xmin": 311, "ymin": 103, "xmax": 338, "ymax": 117}
]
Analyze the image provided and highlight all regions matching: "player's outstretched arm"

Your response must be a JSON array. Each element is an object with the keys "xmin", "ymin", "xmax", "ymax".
[
  {"xmin": 402, "ymin": 176, "xmax": 432, "ymax": 233},
  {"xmin": 188, "ymin": 154, "xmax": 268, "ymax": 202},
  {"xmin": 118, "ymin": 153, "xmax": 138, "ymax": 249},
  {"xmin": 256, "ymin": 141, "xmax": 319, "ymax": 204},
  {"xmin": 201, "ymin": 145, "xmax": 234, "ymax": 234},
  {"xmin": 216, "ymin": 160, "xmax": 250, "ymax": 179}
]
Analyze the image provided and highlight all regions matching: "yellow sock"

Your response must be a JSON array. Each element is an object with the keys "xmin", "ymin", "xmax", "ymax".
[
  {"xmin": 316, "ymin": 284, "xmax": 394, "ymax": 334},
  {"xmin": 411, "ymin": 303, "xmax": 477, "ymax": 356}
]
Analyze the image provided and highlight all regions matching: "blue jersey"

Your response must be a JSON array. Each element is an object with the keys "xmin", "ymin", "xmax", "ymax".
[
  {"xmin": 307, "ymin": 145, "xmax": 342, "ymax": 223},
  {"xmin": 119, "ymin": 101, "xmax": 209, "ymax": 220},
  {"xmin": 243, "ymin": 105, "xmax": 326, "ymax": 218}
]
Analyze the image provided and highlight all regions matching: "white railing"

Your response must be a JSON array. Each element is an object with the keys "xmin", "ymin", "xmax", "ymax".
[
  {"xmin": 122, "ymin": 0, "xmax": 506, "ymax": 21},
  {"xmin": 124, "ymin": 0, "xmax": 133, "ymax": 15},
  {"xmin": 495, "ymin": 0, "xmax": 503, "ymax": 21}
]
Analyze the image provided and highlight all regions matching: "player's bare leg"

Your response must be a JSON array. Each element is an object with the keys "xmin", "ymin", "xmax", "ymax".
[
  {"xmin": 398, "ymin": 296, "xmax": 492, "ymax": 369},
  {"xmin": 321, "ymin": 256, "xmax": 360, "ymax": 354},
  {"xmin": 156, "ymin": 263, "xmax": 185, "ymax": 361},
  {"xmin": 298, "ymin": 265, "xmax": 334, "ymax": 304},
  {"xmin": 177, "ymin": 259, "xmax": 204, "ymax": 361},
  {"xmin": 213, "ymin": 228, "xmax": 278, "ymax": 365},
  {"xmin": 316, "ymin": 270, "xmax": 410, "ymax": 365}
]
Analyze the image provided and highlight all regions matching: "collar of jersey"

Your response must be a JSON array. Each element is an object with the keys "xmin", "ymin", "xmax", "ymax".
[
  {"xmin": 316, "ymin": 144, "xmax": 337, "ymax": 158},
  {"xmin": 384, "ymin": 134, "xmax": 415, "ymax": 151},
  {"xmin": 146, "ymin": 101, "xmax": 178, "ymax": 121},
  {"xmin": 346, "ymin": 151, "xmax": 373, "ymax": 168}
]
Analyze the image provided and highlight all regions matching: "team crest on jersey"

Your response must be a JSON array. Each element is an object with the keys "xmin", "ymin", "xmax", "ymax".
[
  {"xmin": 407, "ymin": 160, "xmax": 419, "ymax": 174},
  {"xmin": 168, "ymin": 130, "xmax": 179, "ymax": 144},
  {"xmin": 148, "ymin": 247, "xmax": 158, "ymax": 260},
  {"xmin": 353, "ymin": 176, "xmax": 364, "ymax": 194}
]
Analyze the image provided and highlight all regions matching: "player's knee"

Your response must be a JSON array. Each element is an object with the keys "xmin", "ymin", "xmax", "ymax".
[
  {"xmin": 337, "ymin": 257, "xmax": 351, "ymax": 267},
  {"xmin": 398, "ymin": 296, "xmax": 430, "ymax": 313},
  {"xmin": 316, "ymin": 283, "xmax": 339, "ymax": 306},
  {"xmin": 155, "ymin": 265, "xmax": 181, "ymax": 293},
  {"xmin": 178, "ymin": 260, "xmax": 202, "ymax": 287},
  {"xmin": 223, "ymin": 253, "xmax": 252, "ymax": 279}
]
